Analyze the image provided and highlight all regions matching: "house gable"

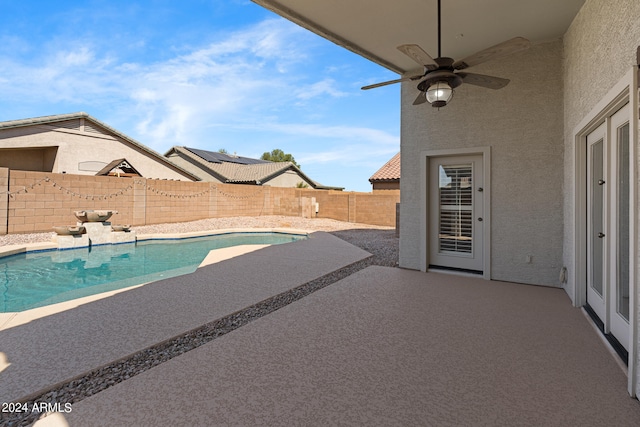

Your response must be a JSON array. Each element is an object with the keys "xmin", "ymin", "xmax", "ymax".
[{"xmin": 0, "ymin": 112, "xmax": 199, "ymax": 181}]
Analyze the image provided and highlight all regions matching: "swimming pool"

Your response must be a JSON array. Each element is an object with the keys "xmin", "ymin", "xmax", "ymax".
[{"xmin": 0, "ymin": 232, "xmax": 306, "ymax": 313}]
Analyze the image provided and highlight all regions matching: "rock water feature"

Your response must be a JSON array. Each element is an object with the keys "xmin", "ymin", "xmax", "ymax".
[{"xmin": 52, "ymin": 210, "xmax": 136, "ymax": 249}]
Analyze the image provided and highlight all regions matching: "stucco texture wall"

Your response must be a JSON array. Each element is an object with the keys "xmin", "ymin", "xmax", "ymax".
[
  {"xmin": 562, "ymin": 0, "xmax": 640, "ymax": 300},
  {"xmin": 267, "ymin": 170, "xmax": 314, "ymax": 188},
  {"xmin": 400, "ymin": 40, "xmax": 564, "ymax": 286},
  {"xmin": 562, "ymin": 0, "xmax": 640, "ymax": 397},
  {"xmin": 0, "ymin": 123, "xmax": 191, "ymax": 181}
]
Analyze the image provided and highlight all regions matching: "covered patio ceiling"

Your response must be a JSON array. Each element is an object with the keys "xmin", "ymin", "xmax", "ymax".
[{"xmin": 252, "ymin": 0, "xmax": 586, "ymax": 75}]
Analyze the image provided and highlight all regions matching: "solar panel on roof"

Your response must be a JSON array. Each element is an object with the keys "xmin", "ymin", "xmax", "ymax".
[{"xmin": 185, "ymin": 147, "xmax": 270, "ymax": 165}]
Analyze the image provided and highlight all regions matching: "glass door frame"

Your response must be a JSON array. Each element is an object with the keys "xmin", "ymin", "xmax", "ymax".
[
  {"xmin": 586, "ymin": 122, "xmax": 607, "ymax": 324},
  {"xmin": 609, "ymin": 105, "xmax": 631, "ymax": 351},
  {"xmin": 428, "ymin": 155, "xmax": 483, "ymax": 272},
  {"xmin": 572, "ymin": 67, "xmax": 638, "ymax": 397}
]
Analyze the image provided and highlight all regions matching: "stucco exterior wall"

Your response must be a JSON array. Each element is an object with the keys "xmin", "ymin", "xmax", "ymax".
[
  {"xmin": 562, "ymin": 0, "xmax": 640, "ymax": 300},
  {"xmin": 399, "ymin": 40, "xmax": 564, "ymax": 286},
  {"xmin": 562, "ymin": 0, "xmax": 640, "ymax": 397},
  {"xmin": 0, "ymin": 123, "xmax": 193, "ymax": 181},
  {"xmin": 372, "ymin": 181, "xmax": 400, "ymax": 191},
  {"xmin": 267, "ymin": 170, "xmax": 314, "ymax": 188},
  {"xmin": 0, "ymin": 147, "xmax": 57, "ymax": 171}
]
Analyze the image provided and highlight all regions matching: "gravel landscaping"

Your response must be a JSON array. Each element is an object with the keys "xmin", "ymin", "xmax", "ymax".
[
  {"xmin": 0, "ymin": 216, "xmax": 398, "ymax": 426},
  {"xmin": 0, "ymin": 216, "xmax": 397, "ymax": 262}
]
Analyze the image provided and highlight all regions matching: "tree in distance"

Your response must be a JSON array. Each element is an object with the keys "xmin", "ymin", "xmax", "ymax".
[{"xmin": 261, "ymin": 149, "xmax": 300, "ymax": 168}]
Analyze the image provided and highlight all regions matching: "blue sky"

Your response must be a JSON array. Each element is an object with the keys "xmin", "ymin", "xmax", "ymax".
[{"xmin": 0, "ymin": 0, "xmax": 401, "ymax": 192}]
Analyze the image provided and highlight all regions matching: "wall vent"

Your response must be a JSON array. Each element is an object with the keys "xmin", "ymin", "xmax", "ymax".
[
  {"xmin": 84, "ymin": 122, "xmax": 109, "ymax": 135},
  {"xmin": 55, "ymin": 119, "xmax": 81, "ymax": 130}
]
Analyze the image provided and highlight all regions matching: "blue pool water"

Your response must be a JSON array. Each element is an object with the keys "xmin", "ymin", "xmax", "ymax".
[{"xmin": 0, "ymin": 232, "xmax": 306, "ymax": 313}]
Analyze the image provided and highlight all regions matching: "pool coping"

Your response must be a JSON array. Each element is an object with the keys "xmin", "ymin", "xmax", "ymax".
[
  {"xmin": 0, "ymin": 228, "xmax": 310, "ymax": 330},
  {"xmin": 0, "ymin": 227, "xmax": 309, "ymax": 259}
]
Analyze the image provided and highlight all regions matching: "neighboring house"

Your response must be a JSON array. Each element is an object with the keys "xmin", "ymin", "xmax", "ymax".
[
  {"xmin": 252, "ymin": 0, "xmax": 640, "ymax": 398},
  {"xmin": 369, "ymin": 152, "xmax": 400, "ymax": 190},
  {"xmin": 0, "ymin": 112, "xmax": 199, "ymax": 181},
  {"xmin": 165, "ymin": 146, "xmax": 342, "ymax": 190}
]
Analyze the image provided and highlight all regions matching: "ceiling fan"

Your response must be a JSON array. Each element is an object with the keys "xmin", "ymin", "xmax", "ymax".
[{"xmin": 362, "ymin": 0, "xmax": 531, "ymax": 108}]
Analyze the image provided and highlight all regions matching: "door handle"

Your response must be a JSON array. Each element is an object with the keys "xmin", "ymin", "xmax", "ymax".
[
  {"xmin": 598, "ymin": 179, "xmax": 605, "ymax": 185},
  {"xmin": 598, "ymin": 232, "xmax": 605, "ymax": 238}
]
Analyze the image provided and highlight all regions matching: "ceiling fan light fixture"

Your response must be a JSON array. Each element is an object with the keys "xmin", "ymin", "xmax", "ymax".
[
  {"xmin": 426, "ymin": 81, "xmax": 453, "ymax": 108},
  {"xmin": 360, "ymin": 1, "xmax": 530, "ymax": 107}
]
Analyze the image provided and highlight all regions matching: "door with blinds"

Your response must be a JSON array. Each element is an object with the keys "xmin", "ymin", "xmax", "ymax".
[{"xmin": 429, "ymin": 155, "xmax": 484, "ymax": 272}]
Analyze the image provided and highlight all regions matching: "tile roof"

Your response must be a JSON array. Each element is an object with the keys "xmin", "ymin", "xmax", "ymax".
[
  {"xmin": 369, "ymin": 152, "xmax": 400, "ymax": 182},
  {"xmin": 208, "ymin": 161, "xmax": 294, "ymax": 184},
  {"xmin": 166, "ymin": 146, "xmax": 343, "ymax": 190}
]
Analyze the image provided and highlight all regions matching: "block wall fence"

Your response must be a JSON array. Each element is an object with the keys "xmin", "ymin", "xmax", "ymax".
[{"xmin": 0, "ymin": 168, "xmax": 400, "ymax": 234}]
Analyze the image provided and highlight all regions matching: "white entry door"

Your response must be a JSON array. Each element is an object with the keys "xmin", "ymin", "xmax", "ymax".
[
  {"xmin": 429, "ymin": 155, "xmax": 484, "ymax": 273},
  {"xmin": 586, "ymin": 104, "xmax": 630, "ymax": 352}
]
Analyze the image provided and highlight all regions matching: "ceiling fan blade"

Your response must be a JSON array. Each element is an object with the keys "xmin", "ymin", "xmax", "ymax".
[
  {"xmin": 413, "ymin": 92, "xmax": 427, "ymax": 105},
  {"xmin": 458, "ymin": 72, "xmax": 510, "ymax": 89},
  {"xmin": 397, "ymin": 44, "xmax": 439, "ymax": 70},
  {"xmin": 453, "ymin": 37, "xmax": 530, "ymax": 70},
  {"xmin": 361, "ymin": 74, "xmax": 423, "ymax": 90}
]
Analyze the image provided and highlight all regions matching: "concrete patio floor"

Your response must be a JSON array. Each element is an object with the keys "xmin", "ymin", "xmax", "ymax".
[
  {"xmin": 36, "ymin": 267, "xmax": 640, "ymax": 426},
  {"xmin": 2, "ymin": 231, "xmax": 640, "ymax": 426},
  {"xmin": 0, "ymin": 231, "xmax": 371, "ymax": 404}
]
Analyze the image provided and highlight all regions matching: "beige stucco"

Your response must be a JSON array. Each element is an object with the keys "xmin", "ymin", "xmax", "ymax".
[
  {"xmin": 372, "ymin": 181, "xmax": 400, "ymax": 191},
  {"xmin": 0, "ymin": 119, "xmax": 195, "ymax": 181},
  {"xmin": 0, "ymin": 147, "xmax": 57, "ymax": 171},
  {"xmin": 561, "ymin": 0, "xmax": 640, "ymax": 397},
  {"xmin": 562, "ymin": 0, "xmax": 640, "ymax": 299},
  {"xmin": 399, "ymin": 40, "xmax": 564, "ymax": 286},
  {"xmin": 266, "ymin": 169, "xmax": 314, "ymax": 188}
]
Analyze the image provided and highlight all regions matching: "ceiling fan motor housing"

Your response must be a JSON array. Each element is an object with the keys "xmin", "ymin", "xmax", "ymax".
[{"xmin": 416, "ymin": 57, "xmax": 463, "ymax": 92}]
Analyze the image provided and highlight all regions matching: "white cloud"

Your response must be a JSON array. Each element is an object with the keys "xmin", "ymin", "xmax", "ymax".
[
  {"xmin": 296, "ymin": 78, "xmax": 347, "ymax": 101},
  {"xmin": 114, "ymin": 18, "xmax": 320, "ymax": 147},
  {"xmin": 0, "ymin": 42, "xmax": 121, "ymax": 105},
  {"xmin": 232, "ymin": 121, "xmax": 399, "ymax": 170},
  {"xmin": 258, "ymin": 122, "xmax": 398, "ymax": 146},
  {"xmin": 54, "ymin": 46, "xmax": 95, "ymax": 67},
  {"xmin": 0, "ymin": 18, "xmax": 316, "ymax": 142},
  {"xmin": 297, "ymin": 142, "xmax": 398, "ymax": 168}
]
